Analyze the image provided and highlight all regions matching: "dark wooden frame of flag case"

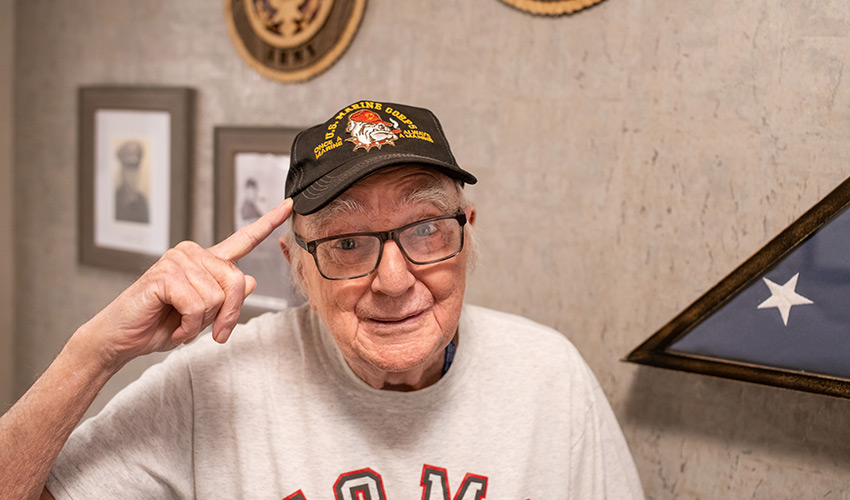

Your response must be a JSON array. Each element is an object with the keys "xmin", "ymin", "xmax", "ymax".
[{"xmin": 625, "ymin": 176, "xmax": 850, "ymax": 399}]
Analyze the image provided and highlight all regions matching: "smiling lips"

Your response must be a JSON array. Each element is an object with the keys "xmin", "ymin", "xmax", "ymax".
[
  {"xmin": 357, "ymin": 295, "xmax": 434, "ymax": 326},
  {"xmin": 367, "ymin": 309, "xmax": 426, "ymax": 324}
]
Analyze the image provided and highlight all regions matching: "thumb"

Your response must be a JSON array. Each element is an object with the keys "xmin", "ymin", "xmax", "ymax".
[{"xmin": 244, "ymin": 275, "xmax": 257, "ymax": 297}]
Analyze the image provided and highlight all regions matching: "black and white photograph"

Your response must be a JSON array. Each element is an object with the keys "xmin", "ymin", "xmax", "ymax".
[
  {"xmin": 94, "ymin": 109, "xmax": 170, "ymax": 256},
  {"xmin": 233, "ymin": 150, "xmax": 301, "ymax": 311},
  {"xmin": 214, "ymin": 126, "xmax": 304, "ymax": 318},
  {"xmin": 113, "ymin": 139, "xmax": 150, "ymax": 224}
]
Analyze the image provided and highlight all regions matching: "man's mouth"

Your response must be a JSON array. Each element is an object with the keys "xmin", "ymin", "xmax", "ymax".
[{"xmin": 368, "ymin": 310, "xmax": 425, "ymax": 324}]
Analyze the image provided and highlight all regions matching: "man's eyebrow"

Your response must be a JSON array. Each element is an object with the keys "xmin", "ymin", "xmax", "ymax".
[
  {"xmin": 399, "ymin": 181, "xmax": 457, "ymax": 213},
  {"xmin": 299, "ymin": 196, "xmax": 367, "ymax": 236}
]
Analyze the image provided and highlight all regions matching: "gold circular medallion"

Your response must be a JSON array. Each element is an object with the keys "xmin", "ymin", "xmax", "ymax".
[
  {"xmin": 499, "ymin": 0, "xmax": 606, "ymax": 15},
  {"xmin": 225, "ymin": 0, "xmax": 367, "ymax": 83}
]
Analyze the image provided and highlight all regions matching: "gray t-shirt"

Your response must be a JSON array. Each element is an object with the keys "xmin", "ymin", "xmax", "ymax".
[{"xmin": 47, "ymin": 304, "xmax": 644, "ymax": 499}]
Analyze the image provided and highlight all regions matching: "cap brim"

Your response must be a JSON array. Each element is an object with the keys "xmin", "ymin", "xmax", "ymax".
[{"xmin": 291, "ymin": 152, "xmax": 477, "ymax": 215}]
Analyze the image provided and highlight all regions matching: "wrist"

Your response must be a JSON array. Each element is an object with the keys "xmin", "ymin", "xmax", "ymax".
[{"xmin": 66, "ymin": 318, "xmax": 127, "ymax": 379}]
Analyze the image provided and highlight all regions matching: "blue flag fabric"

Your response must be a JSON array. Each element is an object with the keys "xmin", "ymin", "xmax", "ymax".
[{"xmin": 669, "ymin": 205, "xmax": 850, "ymax": 379}]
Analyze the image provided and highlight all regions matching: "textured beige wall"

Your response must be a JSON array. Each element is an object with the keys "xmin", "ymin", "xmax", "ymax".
[
  {"xmin": 0, "ymin": 0, "xmax": 13, "ymax": 410},
  {"xmin": 12, "ymin": 0, "xmax": 850, "ymax": 497}
]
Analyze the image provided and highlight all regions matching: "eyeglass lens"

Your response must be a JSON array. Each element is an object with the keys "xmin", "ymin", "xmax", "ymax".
[{"xmin": 314, "ymin": 216, "xmax": 463, "ymax": 279}]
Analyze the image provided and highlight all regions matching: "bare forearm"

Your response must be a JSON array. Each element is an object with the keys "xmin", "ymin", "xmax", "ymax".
[
  {"xmin": 0, "ymin": 200, "xmax": 293, "ymax": 500},
  {"xmin": 0, "ymin": 327, "xmax": 118, "ymax": 500}
]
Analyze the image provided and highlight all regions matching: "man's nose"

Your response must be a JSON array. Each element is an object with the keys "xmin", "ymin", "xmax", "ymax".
[{"xmin": 370, "ymin": 240, "xmax": 416, "ymax": 296}]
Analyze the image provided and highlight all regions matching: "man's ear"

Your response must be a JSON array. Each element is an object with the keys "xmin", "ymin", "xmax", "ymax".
[
  {"xmin": 465, "ymin": 205, "xmax": 477, "ymax": 227},
  {"xmin": 279, "ymin": 236, "xmax": 293, "ymax": 264},
  {"xmin": 279, "ymin": 235, "xmax": 317, "ymax": 311}
]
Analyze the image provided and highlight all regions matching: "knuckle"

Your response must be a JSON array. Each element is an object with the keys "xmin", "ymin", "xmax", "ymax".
[
  {"xmin": 184, "ymin": 297, "xmax": 206, "ymax": 318},
  {"xmin": 209, "ymin": 287, "xmax": 226, "ymax": 306},
  {"xmin": 174, "ymin": 240, "xmax": 201, "ymax": 254},
  {"xmin": 155, "ymin": 249, "xmax": 180, "ymax": 269},
  {"xmin": 225, "ymin": 266, "xmax": 246, "ymax": 290},
  {"xmin": 157, "ymin": 253, "xmax": 181, "ymax": 271},
  {"xmin": 212, "ymin": 262, "xmax": 243, "ymax": 293}
]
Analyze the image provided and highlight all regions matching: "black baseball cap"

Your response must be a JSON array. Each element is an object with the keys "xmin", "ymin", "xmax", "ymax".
[{"xmin": 285, "ymin": 100, "xmax": 477, "ymax": 215}]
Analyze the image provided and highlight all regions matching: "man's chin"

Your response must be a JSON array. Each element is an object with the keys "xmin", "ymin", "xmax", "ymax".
[
  {"xmin": 365, "ymin": 346, "xmax": 435, "ymax": 373},
  {"xmin": 356, "ymin": 341, "xmax": 443, "ymax": 381}
]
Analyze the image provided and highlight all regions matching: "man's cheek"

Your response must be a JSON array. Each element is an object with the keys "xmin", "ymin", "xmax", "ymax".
[
  {"xmin": 426, "ymin": 268, "xmax": 466, "ymax": 300},
  {"xmin": 323, "ymin": 285, "xmax": 361, "ymax": 316}
]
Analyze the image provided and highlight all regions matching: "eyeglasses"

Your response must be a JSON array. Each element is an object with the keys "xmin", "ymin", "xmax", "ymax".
[{"xmin": 295, "ymin": 212, "xmax": 467, "ymax": 280}]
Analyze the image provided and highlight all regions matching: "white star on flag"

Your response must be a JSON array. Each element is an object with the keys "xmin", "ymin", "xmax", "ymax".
[{"xmin": 757, "ymin": 273, "xmax": 813, "ymax": 326}]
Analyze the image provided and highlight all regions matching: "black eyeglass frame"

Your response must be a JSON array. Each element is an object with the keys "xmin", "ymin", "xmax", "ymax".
[{"xmin": 294, "ymin": 211, "xmax": 468, "ymax": 281}]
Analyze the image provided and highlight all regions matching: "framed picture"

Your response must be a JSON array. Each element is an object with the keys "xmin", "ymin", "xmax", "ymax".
[
  {"xmin": 626, "ymin": 176, "xmax": 850, "ymax": 399},
  {"xmin": 78, "ymin": 86, "xmax": 194, "ymax": 274},
  {"xmin": 214, "ymin": 126, "xmax": 305, "ymax": 320}
]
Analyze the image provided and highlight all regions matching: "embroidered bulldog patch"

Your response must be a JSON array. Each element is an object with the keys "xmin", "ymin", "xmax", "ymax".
[{"xmin": 345, "ymin": 109, "xmax": 402, "ymax": 152}]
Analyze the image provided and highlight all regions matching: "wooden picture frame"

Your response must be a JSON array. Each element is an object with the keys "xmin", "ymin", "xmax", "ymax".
[
  {"xmin": 214, "ymin": 126, "xmax": 305, "ymax": 321},
  {"xmin": 626, "ymin": 176, "xmax": 850, "ymax": 399},
  {"xmin": 78, "ymin": 86, "xmax": 194, "ymax": 274}
]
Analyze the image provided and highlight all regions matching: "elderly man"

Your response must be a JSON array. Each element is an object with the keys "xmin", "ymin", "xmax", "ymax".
[{"xmin": 0, "ymin": 101, "xmax": 643, "ymax": 499}]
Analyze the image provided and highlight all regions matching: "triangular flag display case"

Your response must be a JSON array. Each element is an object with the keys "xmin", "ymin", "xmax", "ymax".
[{"xmin": 626, "ymin": 176, "xmax": 850, "ymax": 399}]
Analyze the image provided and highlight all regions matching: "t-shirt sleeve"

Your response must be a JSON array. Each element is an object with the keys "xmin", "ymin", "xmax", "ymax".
[
  {"xmin": 45, "ymin": 349, "xmax": 196, "ymax": 499},
  {"xmin": 569, "ymin": 360, "xmax": 645, "ymax": 500}
]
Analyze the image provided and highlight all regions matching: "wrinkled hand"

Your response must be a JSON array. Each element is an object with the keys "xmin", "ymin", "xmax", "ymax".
[{"xmin": 83, "ymin": 199, "xmax": 294, "ymax": 370}]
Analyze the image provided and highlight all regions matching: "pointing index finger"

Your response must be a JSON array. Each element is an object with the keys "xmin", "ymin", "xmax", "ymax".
[{"xmin": 210, "ymin": 198, "xmax": 293, "ymax": 261}]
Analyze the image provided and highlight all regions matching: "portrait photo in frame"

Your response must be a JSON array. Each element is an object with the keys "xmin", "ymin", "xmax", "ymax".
[
  {"xmin": 78, "ymin": 86, "xmax": 194, "ymax": 274},
  {"xmin": 214, "ymin": 126, "xmax": 305, "ymax": 321}
]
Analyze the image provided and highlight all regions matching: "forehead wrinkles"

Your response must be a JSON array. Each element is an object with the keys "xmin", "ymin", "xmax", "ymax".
[{"xmin": 296, "ymin": 171, "xmax": 460, "ymax": 237}]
